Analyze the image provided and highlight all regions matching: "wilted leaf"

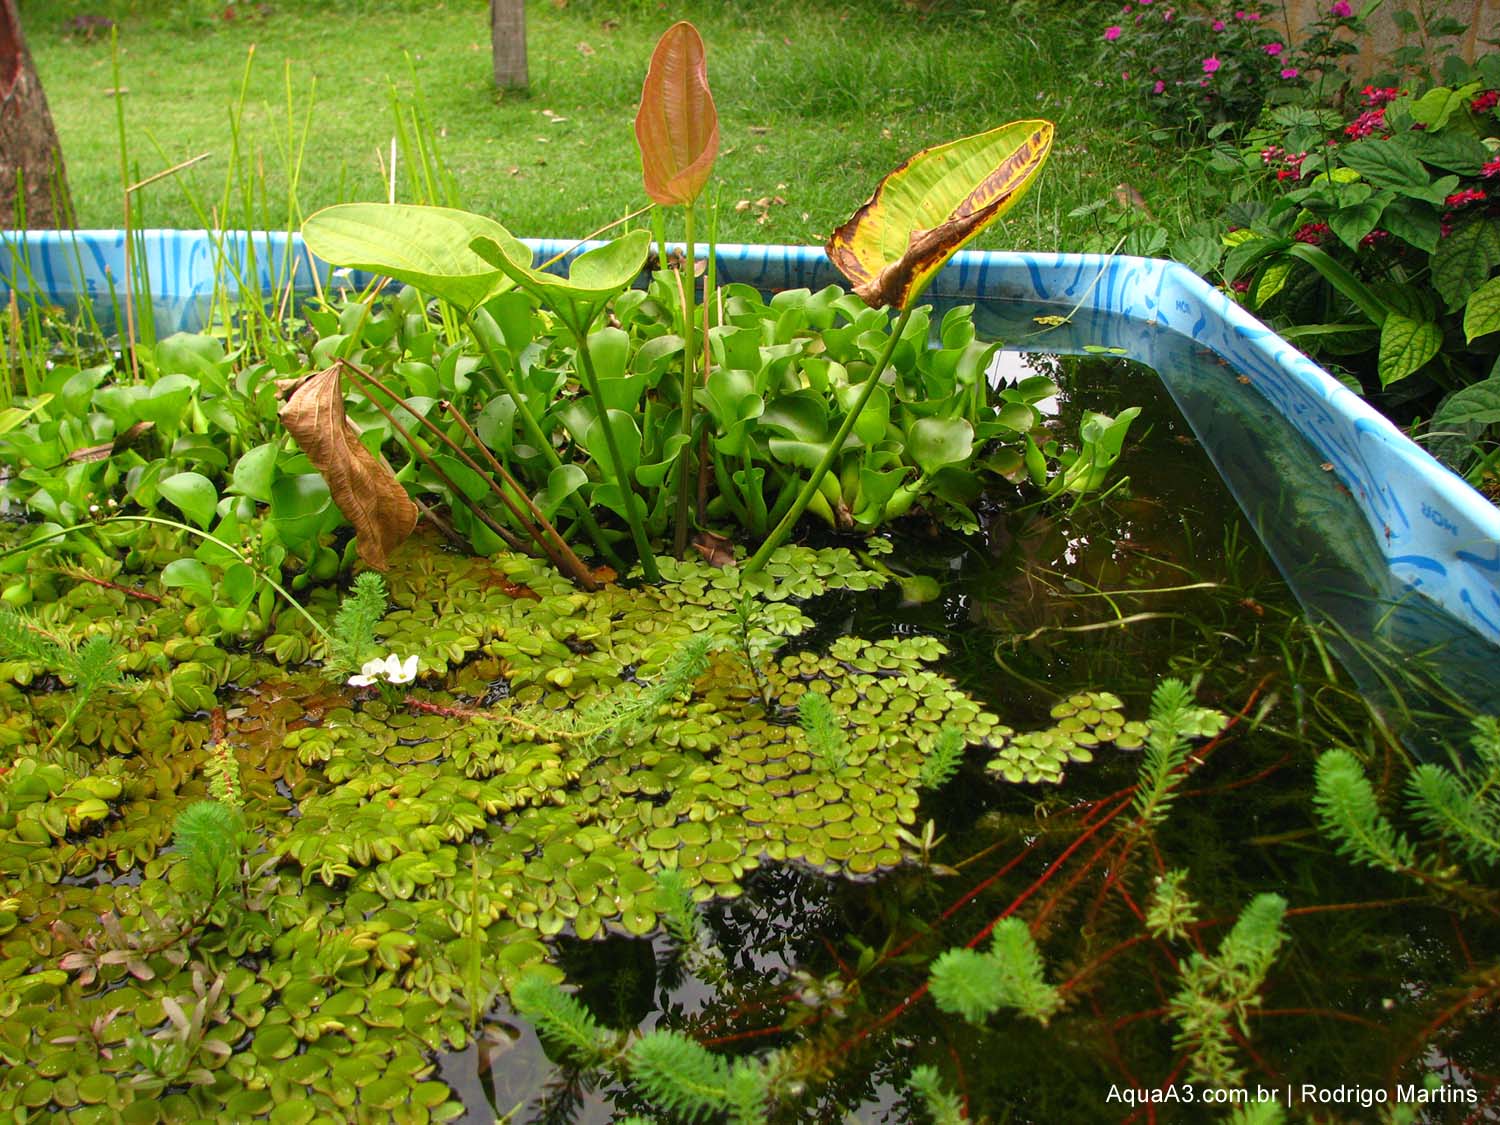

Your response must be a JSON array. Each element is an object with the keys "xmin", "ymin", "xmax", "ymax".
[
  {"xmin": 634, "ymin": 21, "xmax": 719, "ymax": 206},
  {"xmin": 827, "ymin": 120, "xmax": 1053, "ymax": 309},
  {"xmin": 278, "ymin": 365, "xmax": 418, "ymax": 569},
  {"xmin": 691, "ymin": 529, "xmax": 736, "ymax": 567}
]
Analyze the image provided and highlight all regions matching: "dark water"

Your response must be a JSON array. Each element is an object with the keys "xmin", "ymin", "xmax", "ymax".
[{"xmin": 449, "ymin": 308, "xmax": 1500, "ymax": 1123}]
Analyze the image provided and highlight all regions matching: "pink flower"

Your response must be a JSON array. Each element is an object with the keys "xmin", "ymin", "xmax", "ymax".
[
  {"xmin": 1482, "ymin": 156, "xmax": 1500, "ymax": 178},
  {"xmin": 1445, "ymin": 188, "xmax": 1488, "ymax": 208},
  {"xmin": 1263, "ymin": 41, "xmax": 1283, "ymax": 55},
  {"xmin": 1280, "ymin": 67, "xmax": 1300, "ymax": 79},
  {"xmin": 1472, "ymin": 90, "xmax": 1499, "ymax": 112},
  {"xmin": 1293, "ymin": 221, "xmax": 1331, "ymax": 245},
  {"xmin": 1203, "ymin": 55, "xmax": 1222, "ymax": 74},
  {"xmin": 1213, "ymin": 18, "xmax": 1226, "ymax": 29},
  {"xmin": 1234, "ymin": 8, "xmax": 1248, "ymax": 16},
  {"xmin": 1330, "ymin": 0, "xmax": 1352, "ymax": 15},
  {"xmin": 1152, "ymin": 80, "xmax": 1166, "ymax": 94},
  {"xmin": 1123, "ymin": 70, "xmax": 1131, "ymax": 79},
  {"xmin": 1104, "ymin": 24, "xmax": 1122, "ymax": 40},
  {"xmin": 1362, "ymin": 85, "xmax": 1401, "ymax": 106},
  {"xmin": 1345, "ymin": 106, "xmax": 1387, "ymax": 137}
]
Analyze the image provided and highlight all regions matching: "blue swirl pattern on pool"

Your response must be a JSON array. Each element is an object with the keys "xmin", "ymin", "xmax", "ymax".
[{"xmin": 3, "ymin": 231, "xmax": 1497, "ymax": 645}]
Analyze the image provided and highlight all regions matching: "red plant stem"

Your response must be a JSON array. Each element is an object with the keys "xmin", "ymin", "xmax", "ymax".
[
  {"xmin": 1251, "ymin": 1007, "xmax": 1386, "ymax": 1032},
  {"xmin": 1180, "ymin": 752, "xmax": 1291, "ymax": 798},
  {"xmin": 406, "ymin": 697, "xmax": 484, "ymax": 720},
  {"xmin": 698, "ymin": 1023, "xmax": 787, "ymax": 1048},
  {"xmin": 1450, "ymin": 912, "xmax": 1475, "ymax": 972},
  {"xmin": 972, "ymin": 795, "xmax": 1136, "ymax": 948},
  {"xmin": 1388, "ymin": 974, "xmax": 1500, "ymax": 1086},
  {"xmin": 1060, "ymin": 933, "xmax": 1155, "ymax": 995},
  {"xmin": 71, "ymin": 572, "xmax": 163, "ymax": 602}
]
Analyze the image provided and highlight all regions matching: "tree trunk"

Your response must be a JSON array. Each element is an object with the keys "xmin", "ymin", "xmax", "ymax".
[
  {"xmin": 0, "ymin": 0, "xmax": 71, "ymax": 229},
  {"xmin": 490, "ymin": 0, "xmax": 528, "ymax": 91}
]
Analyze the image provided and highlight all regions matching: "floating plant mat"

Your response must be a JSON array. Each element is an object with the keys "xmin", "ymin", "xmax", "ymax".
[{"xmin": 0, "ymin": 536, "xmax": 1175, "ymax": 1120}]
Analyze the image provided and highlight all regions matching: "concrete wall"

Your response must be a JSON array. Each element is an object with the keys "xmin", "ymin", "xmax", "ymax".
[{"xmin": 1279, "ymin": 0, "xmax": 1500, "ymax": 79}]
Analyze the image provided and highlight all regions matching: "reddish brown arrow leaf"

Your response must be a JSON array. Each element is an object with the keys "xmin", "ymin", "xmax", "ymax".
[
  {"xmin": 278, "ymin": 364, "xmax": 417, "ymax": 570},
  {"xmin": 634, "ymin": 21, "xmax": 719, "ymax": 206}
]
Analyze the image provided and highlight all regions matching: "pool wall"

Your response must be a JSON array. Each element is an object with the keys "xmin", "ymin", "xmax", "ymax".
[{"xmin": 4, "ymin": 230, "xmax": 1499, "ymax": 647}]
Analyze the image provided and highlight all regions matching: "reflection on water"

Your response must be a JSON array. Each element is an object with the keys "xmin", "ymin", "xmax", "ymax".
[{"xmin": 971, "ymin": 300, "xmax": 1499, "ymax": 755}]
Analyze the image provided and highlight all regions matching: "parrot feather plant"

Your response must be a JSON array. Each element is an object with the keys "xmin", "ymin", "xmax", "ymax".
[{"xmin": 742, "ymin": 119, "xmax": 1055, "ymax": 575}]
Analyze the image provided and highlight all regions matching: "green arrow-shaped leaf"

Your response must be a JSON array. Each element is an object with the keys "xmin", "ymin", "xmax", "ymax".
[{"xmin": 303, "ymin": 203, "xmax": 530, "ymax": 312}]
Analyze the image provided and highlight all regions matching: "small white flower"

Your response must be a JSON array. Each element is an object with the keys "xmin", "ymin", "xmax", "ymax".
[
  {"xmin": 384, "ymin": 653, "xmax": 418, "ymax": 684},
  {"xmin": 348, "ymin": 657, "xmax": 387, "ymax": 687}
]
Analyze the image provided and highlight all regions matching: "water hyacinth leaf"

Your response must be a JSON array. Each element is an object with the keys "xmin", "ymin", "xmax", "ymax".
[
  {"xmin": 303, "ymin": 203, "xmax": 531, "ymax": 312},
  {"xmin": 160, "ymin": 558, "xmax": 216, "ymax": 602},
  {"xmin": 539, "ymin": 464, "xmax": 590, "ymax": 517},
  {"xmin": 827, "ymin": 120, "xmax": 1054, "ymax": 309},
  {"xmin": 136, "ymin": 374, "xmax": 196, "ymax": 430},
  {"xmin": 908, "ymin": 418, "xmax": 973, "ymax": 476},
  {"xmin": 278, "ymin": 365, "xmax": 419, "ymax": 569},
  {"xmin": 159, "ymin": 472, "xmax": 219, "ymax": 529},
  {"xmin": 634, "ymin": 20, "xmax": 719, "ymax": 206},
  {"xmin": 153, "ymin": 332, "xmax": 224, "ymax": 378},
  {"xmin": 470, "ymin": 230, "xmax": 652, "ymax": 327},
  {"xmin": 229, "ymin": 442, "xmax": 279, "ymax": 503}
]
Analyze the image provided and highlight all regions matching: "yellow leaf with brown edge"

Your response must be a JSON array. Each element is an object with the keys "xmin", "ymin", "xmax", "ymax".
[
  {"xmin": 826, "ymin": 120, "xmax": 1054, "ymax": 310},
  {"xmin": 278, "ymin": 365, "xmax": 418, "ymax": 570}
]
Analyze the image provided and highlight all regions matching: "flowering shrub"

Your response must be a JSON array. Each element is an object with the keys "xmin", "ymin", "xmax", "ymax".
[
  {"xmin": 1211, "ymin": 56, "xmax": 1500, "ymax": 481},
  {"xmin": 1095, "ymin": 0, "xmax": 1365, "ymax": 137}
]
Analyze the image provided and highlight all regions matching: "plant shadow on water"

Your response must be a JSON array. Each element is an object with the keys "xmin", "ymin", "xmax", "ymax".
[{"xmin": 444, "ymin": 319, "xmax": 1499, "ymax": 1123}]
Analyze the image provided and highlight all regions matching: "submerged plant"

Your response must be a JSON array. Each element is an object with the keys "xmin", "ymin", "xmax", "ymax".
[
  {"xmin": 1168, "ymin": 893, "xmax": 1288, "ymax": 1087},
  {"xmin": 173, "ymin": 800, "xmax": 247, "ymax": 910},
  {"xmin": 0, "ymin": 606, "xmax": 127, "ymax": 750},
  {"xmin": 928, "ymin": 917, "xmax": 1061, "ymax": 1027},
  {"xmin": 907, "ymin": 1064, "xmax": 965, "ymax": 1125},
  {"xmin": 510, "ymin": 972, "xmax": 617, "ymax": 1067},
  {"xmin": 1314, "ymin": 715, "xmax": 1500, "ymax": 908},
  {"xmin": 326, "ymin": 570, "xmax": 389, "ymax": 681},
  {"xmin": 797, "ymin": 690, "xmax": 847, "ymax": 772},
  {"xmin": 917, "ymin": 725, "xmax": 967, "ymax": 790},
  {"xmin": 1133, "ymin": 678, "xmax": 1227, "ymax": 829}
]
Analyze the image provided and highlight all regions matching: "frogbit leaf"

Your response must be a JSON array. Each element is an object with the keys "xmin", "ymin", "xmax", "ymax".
[
  {"xmin": 278, "ymin": 365, "xmax": 418, "ymax": 569},
  {"xmin": 303, "ymin": 203, "xmax": 531, "ymax": 312},
  {"xmin": 827, "ymin": 120, "xmax": 1054, "ymax": 309},
  {"xmin": 634, "ymin": 21, "xmax": 719, "ymax": 207}
]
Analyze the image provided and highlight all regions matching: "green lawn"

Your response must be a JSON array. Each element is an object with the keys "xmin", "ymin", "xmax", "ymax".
[{"xmin": 22, "ymin": 0, "xmax": 1216, "ymax": 251}]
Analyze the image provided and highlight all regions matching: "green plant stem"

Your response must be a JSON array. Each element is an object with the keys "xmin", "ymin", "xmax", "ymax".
[
  {"xmin": 672, "ymin": 204, "xmax": 698, "ymax": 560},
  {"xmin": 570, "ymin": 322, "xmax": 662, "ymax": 583},
  {"xmin": 0, "ymin": 516, "xmax": 333, "ymax": 644},
  {"xmin": 743, "ymin": 303, "xmax": 916, "ymax": 575},
  {"xmin": 466, "ymin": 308, "xmax": 625, "ymax": 571}
]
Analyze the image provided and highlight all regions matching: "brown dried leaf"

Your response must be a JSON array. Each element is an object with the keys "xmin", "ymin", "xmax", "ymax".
[
  {"xmin": 67, "ymin": 420, "xmax": 154, "ymax": 463},
  {"xmin": 278, "ymin": 365, "xmax": 418, "ymax": 569},
  {"xmin": 691, "ymin": 530, "xmax": 737, "ymax": 568}
]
